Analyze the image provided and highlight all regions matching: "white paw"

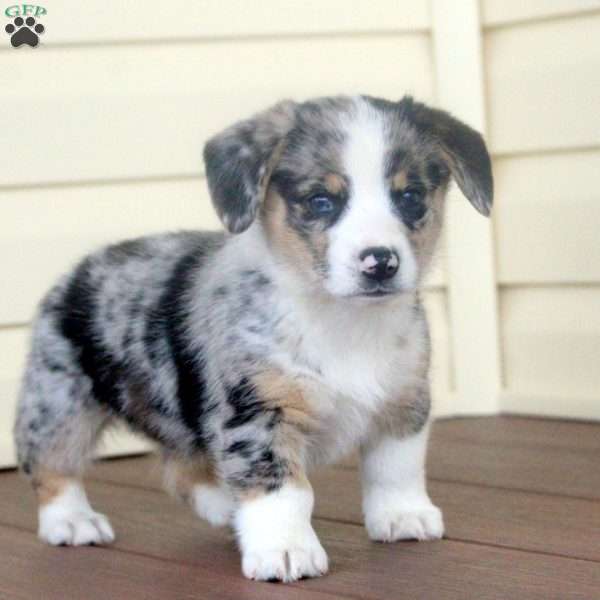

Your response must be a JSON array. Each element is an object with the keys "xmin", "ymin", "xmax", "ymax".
[
  {"xmin": 235, "ymin": 481, "xmax": 328, "ymax": 582},
  {"xmin": 365, "ymin": 502, "xmax": 444, "ymax": 542},
  {"xmin": 191, "ymin": 484, "xmax": 236, "ymax": 527},
  {"xmin": 37, "ymin": 481, "xmax": 115, "ymax": 546},
  {"xmin": 39, "ymin": 510, "xmax": 115, "ymax": 546},
  {"xmin": 242, "ymin": 532, "xmax": 328, "ymax": 582}
]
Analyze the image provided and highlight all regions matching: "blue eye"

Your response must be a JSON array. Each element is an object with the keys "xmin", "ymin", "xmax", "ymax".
[
  {"xmin": 392, "ymin": 187, "xmax": 428, "ymax": 227},
  {"xmin": 308, "ymin": 195, "xmax": 335, "ymax": 215},
  {"xmin": 401, "ymin": 188, "xmax": 425, "ymax": 203}
]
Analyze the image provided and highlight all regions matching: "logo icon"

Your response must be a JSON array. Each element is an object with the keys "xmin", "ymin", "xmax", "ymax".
[
  {"xmin": 5, "ymin": 15, "xmax": 44, "ymax": 46},
  {"xmin": 4, "ymin": 4, "xmax": 46, "ymax": 47}
]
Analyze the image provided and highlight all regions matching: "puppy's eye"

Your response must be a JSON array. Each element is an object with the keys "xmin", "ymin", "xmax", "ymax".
[
  {"xmin": 401, "ymin": 188, "xmax": 424, "ymax": 203},
  {"xmin": 392, "ymin": 187, "xmax": 427, "ymax": 225},
  {"xmin": 307, "ymin": 195, "xmax": 335, "ymax": 216}
]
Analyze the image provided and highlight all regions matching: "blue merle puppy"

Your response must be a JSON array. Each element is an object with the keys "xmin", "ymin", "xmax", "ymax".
[{"xmin": 14, "ymin": 95, "xmax": 492, "ymax": 582}]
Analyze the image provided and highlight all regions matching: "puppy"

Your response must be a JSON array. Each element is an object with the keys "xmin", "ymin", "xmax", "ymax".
[{"xmin": 14, "ymin": 95, "xmax": 492, "ymax": 582}]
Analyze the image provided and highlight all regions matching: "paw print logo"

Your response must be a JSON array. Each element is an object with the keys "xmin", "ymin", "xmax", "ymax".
[{"xmin": 5, "ymin": 16, "xmax": 45, "ymax": 48}]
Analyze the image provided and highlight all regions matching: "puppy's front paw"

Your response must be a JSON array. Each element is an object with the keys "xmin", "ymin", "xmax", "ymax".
[
  {"xmin": 366, "ymin": 504, "xmax": 444, "ymax": 542},
  {"xmin": 242, "ymin": 533, "xmax": 329, "ymax": 582},
  {"xmin": 236, "ymin": 480, "xmax": 328, "ymax": 582},
  {"xmin": 364, "ymin": 493, "xmax": 444, "ymax": 542}
]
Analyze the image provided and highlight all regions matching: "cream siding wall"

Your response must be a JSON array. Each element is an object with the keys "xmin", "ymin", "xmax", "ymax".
[
  {"xmin": 483, "ymin": 3, "xmax": 600, "ymax": 418},
  {"xmin": 0, "ymin": 1, "xmax": 598, "ymax": 465}
]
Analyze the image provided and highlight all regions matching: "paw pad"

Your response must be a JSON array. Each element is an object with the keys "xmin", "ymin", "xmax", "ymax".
[{"xmin": 5, "ymin": 16, "xmax": 45, "ymax": 48}]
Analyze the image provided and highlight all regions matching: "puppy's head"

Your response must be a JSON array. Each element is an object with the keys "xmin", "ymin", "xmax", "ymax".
[{"xmin": 204, "ymin": 95, "xmax": 492, "ymax": 299}]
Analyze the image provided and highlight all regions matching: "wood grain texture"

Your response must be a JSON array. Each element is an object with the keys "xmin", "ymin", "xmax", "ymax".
[
  {"xmin": 88, "ymin": 416, "xmax": 600, "ymax": 500},
  {"xmin": 0, "ymin": 472, "xmax": 599, "ymax": 599},
  {"xmin": 84, "ymin": 450, "xmax": 600, "ymax": 563},
  {"xmin": 1, "ymin": 417, "xmax": 599, "ymax": 598},
  {"xmin": 0, "ymin": 526, "xmax": 340, "ymax": 600}
]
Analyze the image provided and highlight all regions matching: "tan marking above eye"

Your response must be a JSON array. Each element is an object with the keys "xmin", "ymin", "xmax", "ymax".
[
  {"xmin": 324, "ymin": 173, "xmax": 345, "ymax": 195},
  {"xmin": 391, "ymin": 171, "xmax": 408, "ymax": 191}
]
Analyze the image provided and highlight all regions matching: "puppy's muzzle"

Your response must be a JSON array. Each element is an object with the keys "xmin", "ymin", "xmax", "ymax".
[{"xmin": 359, "ymin": 247, "xmax": 399, "ymax": 283}]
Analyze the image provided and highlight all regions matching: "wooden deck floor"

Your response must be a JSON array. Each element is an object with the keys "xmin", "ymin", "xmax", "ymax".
[{"xmin": 1, "ymin": 416, "xmax": 599, "ymax": 599}]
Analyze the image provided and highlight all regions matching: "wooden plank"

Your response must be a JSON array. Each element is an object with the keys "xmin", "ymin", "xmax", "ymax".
[
  {"xmin": 0, "ymin": 35, "xmax": 433, "ymax": 186},
  {"xmin": 85, "ymin": 456, "xmax": 600, "ymax": 562},
  {"xmin": 428, "ymin": 436, "xmax": 600, "ymax": 500},
  {"xmin": 312, "ymin": 469, "xmax": 600, "ymax": 563},
  {"xmin": 485, "ymin": 14, "xmax": 600, "ymax": 154},
  {"xmin": 90, "ymin": 417, "xmax": 600, "ymax": 502},
  {"xmin": 499, "ymin": 288, "xmax": 600, "ymax": 418},
  {"xmin": 0, "ymin": 527, "xmax": 335, "ymax": 600},
  {"xmin": 0, "ymin": 473, "xmax": 599, "ymax": 599},
  {"xmin": 27, "ymin": 0, "xmax": 430, "ymax": 46},
  {"xmin": 481, "ymin": 0, "xmax": 600, "ymax": 27},
  {"xmin": 18, "ymin": 413, "xmax": 600, "ymax": 502},
  {"xmin": 433, "ymin": 416, "xmax": 600, "ymax": 451},
  {"xmin": 494, "ymin": 151, "xmax": 600, "ymax": 284}
]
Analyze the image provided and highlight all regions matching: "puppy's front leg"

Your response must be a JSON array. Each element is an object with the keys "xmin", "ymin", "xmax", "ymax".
[
  {"xmin": 223, "ymin": 373, "xmax": 327, "ymax": 582},
  {"xmin": 361, "ymin": 408, "xmax": 444, "ymax": 543},
  {"xmin": 235, "ymin": 474, "xmax": 327, "ymax": 582}
]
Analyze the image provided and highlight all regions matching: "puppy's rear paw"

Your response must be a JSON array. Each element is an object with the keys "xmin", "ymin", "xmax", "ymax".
[
  {"xmin": 39, "ymin": 511, "xmax": 115, "ymax": 546},
  {"xmin": 242, "ymin": 540, "xmax": 328, "ymax": 582},
  {"xmin": 191, "ymin": 483, "xmax": 235, "ymax": 527},
  {"xmin": 366, "ymin": 503, "xmax": 444, "ymax": 542}
]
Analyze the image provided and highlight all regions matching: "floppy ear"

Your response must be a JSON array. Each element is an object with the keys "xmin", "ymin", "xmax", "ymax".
[
  {"xmin": 411, "ymin": 101, "xmax": 493, "ymax": 216},
  {"xmin": 203, "ymin": 101, "xmax": 296, "ymax": 234}
]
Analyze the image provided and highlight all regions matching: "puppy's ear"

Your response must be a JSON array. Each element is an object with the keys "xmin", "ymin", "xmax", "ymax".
[
  {"xmin": 203, "ymin": 101, "xmax": 296, "ymax": 234},
  {"xmin": 411, "ymin": 101, "xmax": 493, "ymax": 216}
]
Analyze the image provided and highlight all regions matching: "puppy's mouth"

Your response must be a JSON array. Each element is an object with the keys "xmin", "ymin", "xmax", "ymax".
[
  {"xmin": 360, "ymin": 289, "xmax": 394, "ymax": 297},
  {"xmin": 351, "ymin": 285, "xmax": 400, "ymax": 299}
]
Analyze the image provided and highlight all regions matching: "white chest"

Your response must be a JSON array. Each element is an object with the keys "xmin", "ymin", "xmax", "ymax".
[{"xmin": 273, "ymin": 298, "xmax": 426, "ymax": 466}]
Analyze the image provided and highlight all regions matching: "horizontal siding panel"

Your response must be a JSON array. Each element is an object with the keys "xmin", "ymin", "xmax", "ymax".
[
  {"xmin": 482, "ymin": 0, "xmax": 600, "ymax": 27},
  {"xmin": 0, "ymin": 178, "xmax": 446, "ymax": 326},
  {"xmin": 500, "ymin": 391, "xmax": 600, "ymax": 420},
  {"xmin": 30, "ymin": 0, "xmax": 430, "ymax": 45},
  {"xmin": 0, "ymin": 327, "xmax": 28, "ymax": 466},
  {"xmin": 0, "ymin": 179, "xmax": 220, "ymax": 325},
  {"xmin": 0, "ymin": 327, "xmax": 28, "ymax": 406},
  {"xmin": 500, "ymin": 287, "xmax": 600, "ymax": 405},
  {"xmin": 494, "ymin": 151, "xmax": 600, "ymax": 284},
  {"xmin": 0, "ymin": 35, "xmax": 433, "ymax": 186},
  {"xmin": 485, "ymin": 14, "xmax": 600, "ymax": 154}
]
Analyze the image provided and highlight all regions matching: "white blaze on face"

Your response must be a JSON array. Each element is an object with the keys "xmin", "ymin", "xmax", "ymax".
[{"xmin": 325, "ymin": 98, "xmax": 417, "ymax": 297}]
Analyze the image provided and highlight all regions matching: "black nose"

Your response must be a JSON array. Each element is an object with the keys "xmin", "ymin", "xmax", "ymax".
[{"xmin": 359, "ymin": 247, "xmax": 399, "ymax": 282}]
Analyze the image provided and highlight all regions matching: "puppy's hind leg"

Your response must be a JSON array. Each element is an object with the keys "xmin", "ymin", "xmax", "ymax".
[
  {"xmin": 14, "ymin": 318, "xmax": 115, "ymax": 546},
  {"xmin": 163, "ymin": 454, "xmax": 236, "ymax": 527},
  {"xmin": 33, "ymin": 468, "xmax": 115, "ymax": 546}
]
